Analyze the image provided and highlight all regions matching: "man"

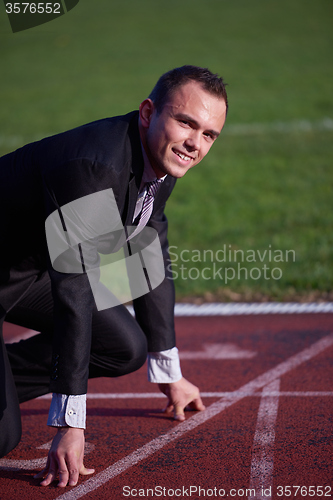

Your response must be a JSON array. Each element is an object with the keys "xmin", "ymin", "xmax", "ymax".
[{"xmin": 0, "ymin": 65, "xmax": 228, "ymax": 487}]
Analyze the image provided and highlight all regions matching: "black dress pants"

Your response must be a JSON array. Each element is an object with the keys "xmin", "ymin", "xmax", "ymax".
[{"xmin": 0, "ymin": 270, "xmax": 148, "ymax": 457}]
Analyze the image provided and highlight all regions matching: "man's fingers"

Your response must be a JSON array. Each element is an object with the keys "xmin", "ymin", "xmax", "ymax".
[
  {"xmin": 34, "ymin": 427, "xmax": 92, "ymax": 487},
  {"xmin": 173, "ymin": 404, "xmax": 185, "ymax": 422},
  {"xmin": 159, "ymin": 378, "xmax": 206, "ymax": 421},
  {"xmin": 38, "ymin": 456, "xmax": 57, "ymax": 486},
  {"xmin": 172, "ymin": 394, "xmax": 205, "ymax": 421},
  {"xmin": 163, "ymin": 402, "xmax": 174, "ymax": 415},
  {"xmin": 40, "ymin": 468, "xmax": 57, "ymax": 487},
  {"xmin": 57, "ymin": 471, "xmax": 70, "ymax": 488},
  {"xmin": 79, "ymin": 465, "xmax": 95, "ymax": 476},
  {"xmin": 188, "ymin": 395, "xmax": 206, "ymax": 412},
  {"xmin": 67, "ymin": 469, "xmax": 79, "ymax": 487},
  {"xmin": 62, "ymin": 453, "xmax": 83, "ymax": 487},
  {"xmin": 34, "ymin": 467, "xmax": 47, "ymax": 479},
  {"xmin": 55, "ymin": 456, "xmax": 71, "ymax": 487},
  {"xmin": 36, "ymin": 462, "xmax": 94, "ymax": 487}
]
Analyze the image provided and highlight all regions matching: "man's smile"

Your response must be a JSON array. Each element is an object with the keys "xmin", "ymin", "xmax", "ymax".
[{"xmin": 172, "ymin": 148, "xmax": 195, "ymax": 162}]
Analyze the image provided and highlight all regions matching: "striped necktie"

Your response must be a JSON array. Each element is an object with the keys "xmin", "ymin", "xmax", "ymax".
[{"xmin": 129, "ymin": 178, "xmax": 163, "ymax": 238}]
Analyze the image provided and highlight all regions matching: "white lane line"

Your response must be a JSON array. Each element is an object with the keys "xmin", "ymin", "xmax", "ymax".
[
  {"xmin": 54, "ymin": 332, "xmax": 333, "ymax": 500},
  {"xmin": 37, "ymin": 391, "xmax": 333, "ymax": 400},
  {"xmin": 179, "ymin": 342, "xmax": 256, "ymax": 359},
  {"xmin": 0, "ymin": 442, "xmax": 95, "ymax": 472},
  {"xmin": 4, "ymin": 301, "xmax": 333, "ymax": 343},
  {"xmin": 248, "ymin": 379, "xmax": 280, "ymax": 500},
  {"xmin": 172, "ymin": 302, "xmax": 333, "ymax": 316},
  {"xmin": 0, "ymin": 457, "xmax": 47, "ymax": 471}
]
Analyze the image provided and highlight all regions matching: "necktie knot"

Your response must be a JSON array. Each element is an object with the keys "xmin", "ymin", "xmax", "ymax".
[
  {"xmin": 128, "ymin": 178, "xmax": 164, "ymax": 240},
  {"xmin": 146, "ymin": 178, "xmax": 163, "ymax": 198}
]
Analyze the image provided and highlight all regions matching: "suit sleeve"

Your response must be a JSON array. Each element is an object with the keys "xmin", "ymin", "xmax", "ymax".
[
  {"xmin": 42, "ymin": 158, "xmax": 118, "ymax": 395},
  {"xmin": 133, "ymin": 181, "xmax": 177, "ymax": 352}
]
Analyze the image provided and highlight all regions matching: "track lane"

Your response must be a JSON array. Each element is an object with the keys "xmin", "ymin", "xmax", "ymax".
[{"xmin": 1, "ymin": 312, "xmax": 332, "ymax": 499}]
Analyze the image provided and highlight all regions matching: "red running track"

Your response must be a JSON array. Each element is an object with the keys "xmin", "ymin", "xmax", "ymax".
[{"xmin": 0, "ymin": 313, "xmax": 332, "ymax": 500}]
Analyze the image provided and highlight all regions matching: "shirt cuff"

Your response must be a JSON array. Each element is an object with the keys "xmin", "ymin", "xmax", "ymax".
[
  {"xmin": 147, "ymin": 347, "xmax": 182, "ymax": 383},
  {"xmin": 47, "ymin": 393, "xmax": 86, "ymax": 429}
]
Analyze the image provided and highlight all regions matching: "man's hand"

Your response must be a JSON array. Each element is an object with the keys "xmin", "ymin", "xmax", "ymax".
[
  {"xmin": 34, "ymin": 427, "xmax": 95, "ymax": 487},
  {"xmin": 158, "ymin": 377, "xmax": 205, "ymax": 421}
]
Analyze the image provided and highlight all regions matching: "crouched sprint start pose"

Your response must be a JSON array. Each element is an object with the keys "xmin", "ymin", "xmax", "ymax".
[{"xmin": 0, "ymin": 65, "xmax": 228, "ymax": 487}]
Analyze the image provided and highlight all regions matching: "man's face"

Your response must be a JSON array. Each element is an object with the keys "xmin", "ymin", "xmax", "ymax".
[{"xmin": 139, "ymin": 80, "xmax": 227, "ymax": 178}]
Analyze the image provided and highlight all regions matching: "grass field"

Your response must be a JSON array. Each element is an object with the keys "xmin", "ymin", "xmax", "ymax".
[{"xmin": 1, "ymin": 0, "xmax": 332, "ymax": 301}]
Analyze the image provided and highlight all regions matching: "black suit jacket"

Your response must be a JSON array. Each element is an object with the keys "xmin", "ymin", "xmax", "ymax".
[{"xmin": 0, "ymin": 111, "xmax": 177, "ymax": 395}]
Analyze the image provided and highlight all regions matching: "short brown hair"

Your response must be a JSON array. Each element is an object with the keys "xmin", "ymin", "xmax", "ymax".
[{"xmin": 149, "ymin": 65, "xmax": 228, "ymax": 114}]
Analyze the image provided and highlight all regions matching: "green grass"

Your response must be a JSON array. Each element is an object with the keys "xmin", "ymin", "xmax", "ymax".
[
  {"xmin": 1, "ymin": 0, "xmax": 332, "ymax": 301},
  {"xmin": 167, "ymin": 130, "xmax": 333, "ymax": 299}
]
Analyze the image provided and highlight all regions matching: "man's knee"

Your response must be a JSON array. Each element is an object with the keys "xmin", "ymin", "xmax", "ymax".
[
  {"xmin": 89, "ymin": 333, "xmax": 148, "ymax": 378},
  {"xmin": 118, "ymin": 335, "xmax": 148, "ymax": 374}
]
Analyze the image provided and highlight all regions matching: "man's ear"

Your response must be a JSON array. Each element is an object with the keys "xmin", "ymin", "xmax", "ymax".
[{"xmin": 139, "ymin": 98, "xmax": 155, "ymax": 128}]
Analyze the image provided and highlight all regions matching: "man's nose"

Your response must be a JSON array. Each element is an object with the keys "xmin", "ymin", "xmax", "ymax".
[{"xmin": 185, "ymin": 131, "xmax": 201, "ymax": 151}]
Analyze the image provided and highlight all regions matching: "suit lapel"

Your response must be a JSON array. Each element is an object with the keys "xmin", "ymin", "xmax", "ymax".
[
  {"xmin": 122, "ymin": 113, "xmax": 144, "ymax": 227},
  {"xmin": 124, "ymin": 174, "xmax": 139, "ymax": 227}
]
